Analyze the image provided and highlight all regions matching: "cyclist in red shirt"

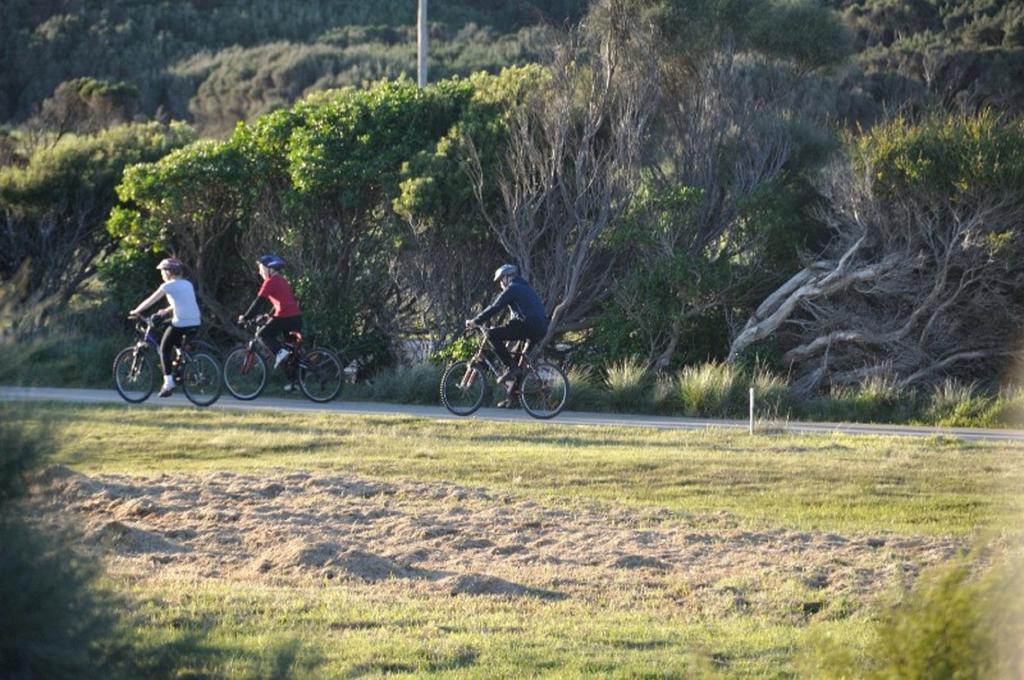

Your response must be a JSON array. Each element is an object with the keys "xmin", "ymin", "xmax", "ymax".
[{"xmin": 237, "ymin": 254, "xmax": 303, "ymax": 369}]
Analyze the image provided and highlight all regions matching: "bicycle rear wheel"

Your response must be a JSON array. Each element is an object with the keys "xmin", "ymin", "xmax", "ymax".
[
  {"xmin": 182, "ymin": 352, "xmax": 222, "ymax": 407},
  {"xmin": 190, "ymin": 338, "xmax": 221, "ymax": 361},
  {"xmin": 298, "ymin": 348, "xmax": 343, "ymax": 402},
  {"xmin": 519, "ymin": 361, "xmax": 569, "ymax": 419},
  {"xmin": 223, "ymin": 346, "xmax": 267, "ymax": 400},
  {"xmin": 440, "ymin": 360, "xmax": 486, "ymax": 416},
  {"xmin": 113, "ymin": 347, "xmax": 156, "ymax": 403}
]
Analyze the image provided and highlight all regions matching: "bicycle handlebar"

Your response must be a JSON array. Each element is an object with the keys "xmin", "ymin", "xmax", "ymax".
[
  {"xmin": 236, "ymin": 314, "xmax": 271, "ymax": 332},
  {"xmin": 129, "ymin": 313, "xmax": 161, "ymax": 332}
]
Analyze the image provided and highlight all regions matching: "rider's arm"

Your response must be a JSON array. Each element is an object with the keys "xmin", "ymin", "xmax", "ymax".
[
  {"xmin": 472, "ymin": 288, "xmax": 513, "ymax": 326},
  {"xmin": 129, "ymin": 287, "xmax": 165, "ymax": 317},
  {"xmin": 240, "ymin": 296, "xmax": 271, "ymax": 322}
]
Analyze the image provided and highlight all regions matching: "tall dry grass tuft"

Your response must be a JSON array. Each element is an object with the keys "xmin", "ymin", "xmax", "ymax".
[
  {"xmin": 604, "ymin": 357, "xmax": 649, "ymax": 412},
  {"xmin": 991, "ymin": 386, "xmax": 1024, "ymax": 428},
  {"xmin": 750, "ymin": 364, "xmax": 791, "ymax": 415},
  {"xmin": 857, "ymin": 371, "xmax": 901, "ymax": 404},
  {"xmin": 566, "ymin": 365, "xmax": 606, "ymax": 411},
  {"xmin": 651, "ymin": 372, "xmax": 678, "ymax": 413},
  {"xmin": 676, "ymin": 360, "xmax": 745, "ymax": 417},
  {"xmin": 926, "ymin": 379, "xmax": 990, "ymax": 426}
]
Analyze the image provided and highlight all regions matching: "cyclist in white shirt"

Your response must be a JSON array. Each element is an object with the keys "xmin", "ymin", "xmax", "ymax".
[{"xmin": 129, "ymin": 257, "xmax": 202, "ymax": 396}]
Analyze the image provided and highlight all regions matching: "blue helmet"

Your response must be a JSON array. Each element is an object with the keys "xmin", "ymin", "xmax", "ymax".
[{"xmin": 258, "ymin": 254, "xmax": 285, "ymax": 270}]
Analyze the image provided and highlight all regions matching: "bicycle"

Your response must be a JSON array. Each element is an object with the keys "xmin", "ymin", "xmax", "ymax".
[
  {"xmin": 222, "ymin": 317, "xmax": 343, "ymax": 402},
  {"xmin": 439, "ymin": 326, "xmax": 570, "ymax": 419},
  {"xmin": 112, "ymin": 315, "xmax": 222, "ymax": 407}
]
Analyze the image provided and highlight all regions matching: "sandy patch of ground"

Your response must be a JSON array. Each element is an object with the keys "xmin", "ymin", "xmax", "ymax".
[{"xmin": 30, "ymin": 466, "xmax": 965, "ymax": 617}]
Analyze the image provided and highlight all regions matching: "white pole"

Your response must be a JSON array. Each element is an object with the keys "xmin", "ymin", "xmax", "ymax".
[
  {"xmin": 749, "ymin": 387, "xmax": 755, "ymax": 435},
  {"xmin": 417, "ymin": 0, "xmax": 428, "ymax": 88}
]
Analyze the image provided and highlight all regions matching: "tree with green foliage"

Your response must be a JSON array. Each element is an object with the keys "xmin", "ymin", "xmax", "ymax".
[
  {"xmin": 464, "ymin": 0, "xmax": 661, "ymax": 352},
  {"xmin": 108, "ymin": 136, "xmax": 257, "ymax": 330},
  {"xmin": 582, "ymin": 0, "xmax": 849, "ymax": 370},
  {"xmin": 109, "ymin": 75, "xmax": 519, "ymax": 365},
  {"xmin": 35, "ymin": 78, "xmax": 139, "ymax": 138},
  {"xmin": 255, "ymin": 77, "xmax": 483, "ymax": 359},
  {"xmin": 0, "ymin": 121, "xmax": 194, "ymax": 333},
  {"xmin": 730, "ymin": 113, "xmax": 1024, "ymax": 392},
  {"xmin": 394, "ymin": 66, "xmax": 545, "ymax": 344}
]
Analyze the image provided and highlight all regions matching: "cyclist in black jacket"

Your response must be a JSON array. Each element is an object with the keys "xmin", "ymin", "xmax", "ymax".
[{"xmin": 466, "ymin": 264, "xmax": 549, "ymax": 383}]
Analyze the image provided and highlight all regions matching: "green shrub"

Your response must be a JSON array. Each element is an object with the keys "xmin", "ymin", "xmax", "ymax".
[
  {"xmin": 0, "ymin": 406, "xmax": 130, "ymax": 678},
  {"xmin": 987, "ymin": 387, "xmax": 1024, "ymax": 428},
  {"xmin": 355, "ymin": 362, "xmax": 442, "ymax": 405},
  {"xmin": 429, "ymin": 334, "xmax": 478, "ymax": 365},
  {"xmin": 807, "ymin": 551, "xmax": 1024, "ymax": 679}
]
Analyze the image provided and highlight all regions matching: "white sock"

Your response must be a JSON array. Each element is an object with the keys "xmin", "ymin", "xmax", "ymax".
[{"xmin": 164, "ymin": 374, "xmax": 175, "ymax": 387}]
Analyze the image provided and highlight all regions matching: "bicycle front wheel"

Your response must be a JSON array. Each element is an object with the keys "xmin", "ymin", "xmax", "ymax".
[
  {"xmin": 223, "ymin": 346, "xmax": 267, "ymax": 400},
  {"xmin": 298, "ymin": 348, "xmax": 343, "ymax": 402},
  {"xmin": 182, "ymin": 352, "xmax": 222, "ymax": 407},
  {"xmin": 113, "ymin": 347, "xmax": 156, "ymax": 403},
  {"xmin": 440, "ymin": 360, "xmax": 486, "ymax": 416},
  {"xmin": 520, "ymin": 361, "xmax": 569, "ymax": 419}
]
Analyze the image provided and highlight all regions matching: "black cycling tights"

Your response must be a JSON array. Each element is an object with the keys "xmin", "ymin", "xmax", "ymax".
[
  {"xmin": 160, "ymin": 325, "xmax": 198, "ymax": 376},
  {"xmin": 257, "ymin": 315, "xmax": 303, "ymax": 354},
  {"xmin": 486, "ymin": 320, "xmax": 543, "ymax": 369}
]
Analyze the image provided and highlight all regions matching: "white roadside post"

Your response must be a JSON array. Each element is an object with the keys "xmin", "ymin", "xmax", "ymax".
[
  {"xmin": 417, "ymin": 0, "xmax": 428, "ymax": 88},
  {"xmin": 749, "ymin": 387, "xmax": 755, "ymax": 435}
]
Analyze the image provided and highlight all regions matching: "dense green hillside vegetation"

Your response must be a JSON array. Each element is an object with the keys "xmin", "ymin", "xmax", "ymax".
[
  {"xmin": 834, "ymin": 0, "xmax": 1024, "ymax": 123},
  {"xmin": 0, "ymin": 0, "xmax": 585, "ymax": 133},
  {"xmin": 2, "ymin": 1, "xmax": 1020, "ymax": 136}
]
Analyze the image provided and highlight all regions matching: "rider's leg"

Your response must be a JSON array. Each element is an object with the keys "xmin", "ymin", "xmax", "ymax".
[
  {"xmin": 491, "ymin": 323, "xmax": 536, "ymax": 385},
  {"xmin": 257, "ymin": 318, "xmax": 284, "ymax": 355},
  {"xmin": 159, "ymin": 326, "xmax": 187, "ymax": 394},
  {"xmin": 260, "ymin": 315, "xmax": 302, "ymax": 369},
  {"xmin": 487, "ymin": 321, "xmax": 530, "ymax": 373}
]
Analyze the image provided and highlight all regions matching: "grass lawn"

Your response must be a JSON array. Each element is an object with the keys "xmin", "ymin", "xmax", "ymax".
[
  {"xmin": 12, "ymin": 402, "xmax": 1024, "ymax": 678},
  {"xmin": 38, "ymin": 403, "xmax": 1022, "ymax": 536}
]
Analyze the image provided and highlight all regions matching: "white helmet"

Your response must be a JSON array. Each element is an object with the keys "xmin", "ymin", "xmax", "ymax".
[{"xmin": 493, "ymin": 263, "xmax": 518, "ymax": 281}]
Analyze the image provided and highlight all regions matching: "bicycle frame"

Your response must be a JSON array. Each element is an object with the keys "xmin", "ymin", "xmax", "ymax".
[
  {"xmin": 133, "ymin": 315, "xmax": 196, "ymax": 368},
  {"xmin": 241, "ymin": 317, "xmax": 303, "ymax": 359},
  {"xmin": 461, "ymin": 327, "xmax": 531, "ymax": 391}
]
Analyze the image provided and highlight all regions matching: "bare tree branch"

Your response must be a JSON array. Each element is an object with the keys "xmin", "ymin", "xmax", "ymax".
[{"xmin": 464, "ymin": 2, "xmax": 660, "ymax": 351}]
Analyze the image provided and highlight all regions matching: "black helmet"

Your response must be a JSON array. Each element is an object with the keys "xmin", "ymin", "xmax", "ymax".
[
  {"xmin": 493, "ymin": 263, "xmax": 518, "ymax": 282},
  {"xmin": 258, "ymin": 254, "xmax": 285, "ymax": 270}
]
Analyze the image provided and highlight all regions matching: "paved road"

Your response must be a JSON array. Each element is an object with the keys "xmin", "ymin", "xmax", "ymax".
[{"xmin": 2, "ymin": 385, "xmax": 1023, "ymax": 443}]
